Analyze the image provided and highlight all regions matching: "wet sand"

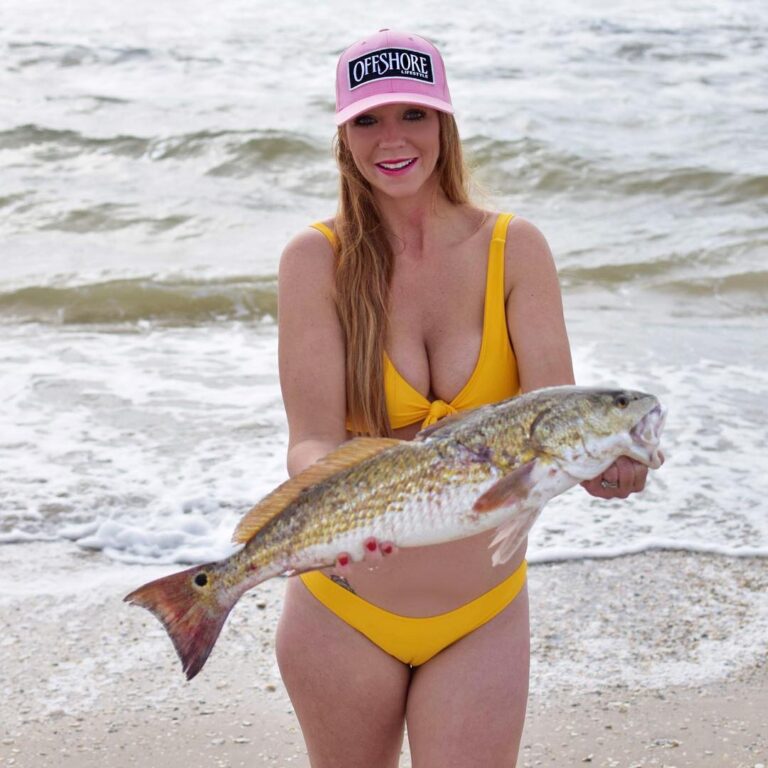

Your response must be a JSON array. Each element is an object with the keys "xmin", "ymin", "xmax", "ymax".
[{"xmin": 1, "ymin": 542, "xmax": 766, "ymax": 767}]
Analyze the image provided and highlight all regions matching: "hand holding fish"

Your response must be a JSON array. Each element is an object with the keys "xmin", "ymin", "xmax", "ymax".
[{"xmin": 582, "ymin": 451, "xmax": 666, "ymax": 499}]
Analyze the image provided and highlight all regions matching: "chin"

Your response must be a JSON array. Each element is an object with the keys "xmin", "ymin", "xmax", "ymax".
[
  {"xmin": 372, "ymin": 172, "xmax": 437, "ymax": 200},
  {"xmin": 380, "ymin": 183, "xmax": 424, "ymax": 199}
]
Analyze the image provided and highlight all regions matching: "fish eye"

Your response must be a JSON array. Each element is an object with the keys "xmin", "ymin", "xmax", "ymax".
[
  {"xmin": 615, "ymin": 394, "xmax": 630, "ymax": 409},
  {"xmin": 194, "ymin": 572, "xmax": 209, "ymax": 587}
]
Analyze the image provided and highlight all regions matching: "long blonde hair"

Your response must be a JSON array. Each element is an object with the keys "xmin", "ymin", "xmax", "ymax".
[{"xmin": 333, "ymin": 111, "xmax": 471, "ymax": 436}]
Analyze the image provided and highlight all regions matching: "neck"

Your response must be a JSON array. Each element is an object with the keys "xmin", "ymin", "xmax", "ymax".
[{"xmin": 373, "ymin": 177, "xmax": 456, "ymax": 255}]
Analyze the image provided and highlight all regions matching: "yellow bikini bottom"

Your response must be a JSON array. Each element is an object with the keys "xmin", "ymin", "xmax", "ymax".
[{"xmin": 299, "ymin": 560, "xmax": 527, "ymax": 666}]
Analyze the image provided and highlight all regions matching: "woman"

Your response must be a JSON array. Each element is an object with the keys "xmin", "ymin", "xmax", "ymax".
[{"xmin": 275, "ymin": 30, "xmax": 650, "ymax": 767}]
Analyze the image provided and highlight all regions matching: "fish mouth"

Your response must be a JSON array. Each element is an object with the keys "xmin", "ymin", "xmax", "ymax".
[{"xmin": 629, "ymin": 403, "xmax": 666, "ymax": 469}]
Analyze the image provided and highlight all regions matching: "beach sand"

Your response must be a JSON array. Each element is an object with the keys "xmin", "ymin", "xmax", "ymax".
[{"xmin": 1, "ymin": 542, "xmax": 766, "ymax": 768}]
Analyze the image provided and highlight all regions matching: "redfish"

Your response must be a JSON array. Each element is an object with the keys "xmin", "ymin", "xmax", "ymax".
[{"xmin": 125, "ymin": 386, "xmax": 665, "ymax": 679}]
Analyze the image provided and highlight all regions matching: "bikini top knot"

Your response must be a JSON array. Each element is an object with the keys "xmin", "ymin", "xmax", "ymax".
[{"xmin": 423, "ymin": 399, "xmax": 457, "ymax": 427}]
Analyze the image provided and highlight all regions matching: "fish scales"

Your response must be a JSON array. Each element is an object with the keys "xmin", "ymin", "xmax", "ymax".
[
  {"xmin": 124, "ymin": 386, "xmax": 666, "ymax": 679},
  {"xmin": 238, "ymin": 439, "xmax": 497, "ymax": 573}
]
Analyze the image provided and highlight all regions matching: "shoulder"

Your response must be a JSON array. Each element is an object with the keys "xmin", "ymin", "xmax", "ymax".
[
  {"xmin": 282, "ymin": 219, "xmax": 336, "ymax": 259},
  {"xmin": 502, "ymin": 216, "xmax": 558, "ymax": 292},
  {"xmin": 475, "ymin": 210, "xmax": 551, "ymax": 261},
  {"xmin": 504, "ymin": 216, "xmax": 553, "ymax": 261},
  {"xmin": 279, "ymin": 221, "xmax": 337, "ymax": 290}
]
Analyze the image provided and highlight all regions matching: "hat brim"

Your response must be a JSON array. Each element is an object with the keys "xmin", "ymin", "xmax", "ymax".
[{"xmin": 335, "ymin": 93, "xmax": 454, "ymax": 126}]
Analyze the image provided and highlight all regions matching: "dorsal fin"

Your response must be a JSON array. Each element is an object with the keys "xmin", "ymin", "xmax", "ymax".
[{"xmin": 232, "ymin": 437, "xmax": 403, "ymax": 544}]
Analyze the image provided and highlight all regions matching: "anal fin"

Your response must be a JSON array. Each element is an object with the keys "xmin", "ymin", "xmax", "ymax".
[{"xmin": 489, "ymin": 505, "xmax": 544, "ymax": 566}]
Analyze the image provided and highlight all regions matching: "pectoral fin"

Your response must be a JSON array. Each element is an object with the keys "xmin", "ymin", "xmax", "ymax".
[
  {"xmin": 482, "ymin": 459, "xmax": 582, "ymax": 566},
  {"xmin": 472, "ymin": 460, "xmax": 537, "ymax": 513}
]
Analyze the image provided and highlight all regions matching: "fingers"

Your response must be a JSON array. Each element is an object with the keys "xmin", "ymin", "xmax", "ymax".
[
  {"xmin": 581, "ymin": 457, "xmax": 650, "ymax": 500},
  {"xmin": 602, "ymin": 462, "xmax": 620, "ymax": 487},
  {"xmin": 333, "ymin": 551, "xmax": 353, "ymax": 577},
  {"xmin": 580, "ymin": 476, "xmax": 609, "ymax": 498},
  {"xmin": 363, "ymin": 536, "xmax": 384, "ymax": 563},
  {"xmin": 331, "ymin": 538, "xmax": 398, "ymax": 576},
  {"xmin": 613, "ymin": 456, "xmax": 645, "ymax": 498}
]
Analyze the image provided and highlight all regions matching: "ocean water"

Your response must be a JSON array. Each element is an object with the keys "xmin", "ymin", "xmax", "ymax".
[{"xmin": 1, "ymin": 0, "xmax": 767, "ymax": 565}]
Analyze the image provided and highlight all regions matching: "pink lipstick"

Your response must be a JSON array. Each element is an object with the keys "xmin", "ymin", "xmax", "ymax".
[{"xmin": 375, "ymin": 157, "xmax": 418, "ymax": 176}]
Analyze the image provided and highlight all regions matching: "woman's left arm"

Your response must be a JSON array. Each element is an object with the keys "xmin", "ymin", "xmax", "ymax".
[{"xmin": 503, "ymin": 217, "xmax": 651, "ymax": 499}]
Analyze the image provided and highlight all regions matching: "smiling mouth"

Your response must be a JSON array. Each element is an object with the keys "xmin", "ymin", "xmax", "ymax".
[{"xmin": 376, "ymin": 158, "xmax": 417, "ymax": 172}]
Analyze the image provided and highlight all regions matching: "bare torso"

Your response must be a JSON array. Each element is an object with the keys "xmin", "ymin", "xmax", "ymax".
[{"xmin": 312, "ymin": 208, "xmax": 526, "ymax": 616}]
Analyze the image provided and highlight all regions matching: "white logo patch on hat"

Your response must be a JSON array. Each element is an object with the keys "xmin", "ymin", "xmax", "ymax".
[{"xmin": 347, "ymin": 47, "xmax": 434, "ymax": 90}]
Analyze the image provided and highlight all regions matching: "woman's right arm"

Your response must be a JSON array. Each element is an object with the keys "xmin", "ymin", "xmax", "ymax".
[{"xmin": 278, "ymin": 227, "xmax": 348, "ymax": 478}]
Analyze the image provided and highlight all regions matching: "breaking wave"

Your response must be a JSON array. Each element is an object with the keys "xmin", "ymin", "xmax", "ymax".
[{"xmin": 0, "ymin": 276, "xmax": 277, "ymax": 325}]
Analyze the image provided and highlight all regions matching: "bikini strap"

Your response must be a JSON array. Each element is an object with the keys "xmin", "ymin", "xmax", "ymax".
[
  {"xmin": 491, "ymin": 212, "xmax": 515, "ymax": 244},
  {"xmin": 485, "ymin": 213, "xmax": 515, "ymax": 325},
  {"xmin": 310, "ymin": 221, "xmax": 336, "ymax": 246}
]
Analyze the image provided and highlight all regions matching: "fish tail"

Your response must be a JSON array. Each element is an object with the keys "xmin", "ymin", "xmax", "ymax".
[{"xmin": 124, "ymin": 563, "xmax": 240, "ymax": 680}]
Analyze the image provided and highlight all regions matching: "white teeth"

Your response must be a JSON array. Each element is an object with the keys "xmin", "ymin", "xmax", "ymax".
[{"xmin": 379, "ymin": 159, "xmax": 414, "ymax": 170}]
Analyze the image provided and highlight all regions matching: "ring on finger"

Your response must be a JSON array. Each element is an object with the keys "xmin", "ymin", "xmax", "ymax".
[{"xmin": 600, "ymin": 480, "xmax": 619, "ymax": 489}]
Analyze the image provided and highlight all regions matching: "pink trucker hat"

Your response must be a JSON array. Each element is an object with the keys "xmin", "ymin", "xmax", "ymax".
[{"xmin": 335, "ymin": 29, "xmax": 453, "ymax": 125}]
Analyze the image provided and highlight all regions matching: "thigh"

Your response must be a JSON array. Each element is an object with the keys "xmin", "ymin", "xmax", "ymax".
[
  {"xmin": 276, "ymin": 577, "xmax": 412, "ymax": 768},
  {"xmin": 405, "ymin": 586, "xmax": 530, "ymax": 768}
]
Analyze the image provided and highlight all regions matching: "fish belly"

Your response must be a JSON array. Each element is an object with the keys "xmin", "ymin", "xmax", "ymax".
[{"xmin": 286, "ymin": 475, "xmax": 505, "ymax": 569}]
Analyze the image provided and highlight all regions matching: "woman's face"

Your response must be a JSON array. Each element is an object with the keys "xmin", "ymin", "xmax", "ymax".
[{"xmin": 343, "ymin": 104, "xmax": 441, "ymax": 199}]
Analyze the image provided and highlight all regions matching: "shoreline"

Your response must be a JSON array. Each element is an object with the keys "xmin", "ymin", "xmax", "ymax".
[{"xmin": 2, "ymin": 542, "xmax": 766, "ymax": 767}]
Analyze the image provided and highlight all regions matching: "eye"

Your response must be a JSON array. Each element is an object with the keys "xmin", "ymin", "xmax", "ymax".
[
  {"xmin": 403, "ymin": 109, "xmax": 426, "ymax": 121},
  {"xmin": 615, "ymin": 394, "xmax": 630, "ymax": 409},
  {"xmin": 353, "ymin": 113, "xmax": 376, "ymax": 126},
  {"xmin": 194, "ymin": 572, "xmax": 209, "ymax": 587}
]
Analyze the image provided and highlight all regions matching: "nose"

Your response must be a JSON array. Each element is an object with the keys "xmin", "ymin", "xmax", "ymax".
[{"xmin": 377, "ymin": 117, "xmax": 406, "ymax": 148}]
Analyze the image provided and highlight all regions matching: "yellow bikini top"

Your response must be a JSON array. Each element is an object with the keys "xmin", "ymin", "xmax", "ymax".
[{"xmin": 310, "ymin": 212, "xmax": 521, "ymax": 430}]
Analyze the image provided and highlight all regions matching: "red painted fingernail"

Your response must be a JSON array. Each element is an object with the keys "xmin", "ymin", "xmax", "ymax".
[
  {"xmin": 382, "ymin": 544, "xmax": 393, "ymax": 554},
  {"xmin": 366, "ymin": 540, "xmax": 377, "ymax": 552},
  {"xmin": 338, "ymin": 555, "xmax": 349, "ymax": 567}
]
